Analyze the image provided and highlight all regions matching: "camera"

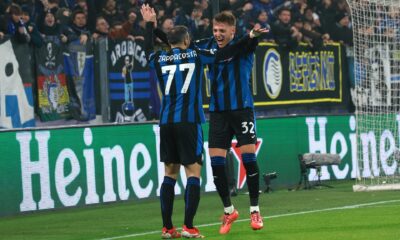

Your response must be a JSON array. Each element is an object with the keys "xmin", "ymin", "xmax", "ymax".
[
  {"xmin": 263, "ymin": 172, "xmax": 278, "ymax": 193},
  {"xmin": 263, "ymin": 172, "xmax": 277, "ymax": 180}
]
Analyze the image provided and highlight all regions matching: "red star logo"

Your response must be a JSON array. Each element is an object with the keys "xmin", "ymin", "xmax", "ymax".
[{"xmin": 230, "ymin": 139, "xmax": 263, "ymax": 189}]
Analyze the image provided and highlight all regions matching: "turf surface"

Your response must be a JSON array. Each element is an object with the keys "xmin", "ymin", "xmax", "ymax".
[{"xmin": 0, "ymin": 180, "xmax": 399, "ymax": 240}]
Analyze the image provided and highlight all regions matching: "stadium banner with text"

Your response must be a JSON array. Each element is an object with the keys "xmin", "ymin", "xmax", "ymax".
[
  {"xmin": 255, "ymin": 42, "xmax": 348, "ymax": 107},
  {"xmin": 231, "ymin": 42, "xmax": 350, "ymax": 111},
  {"xmin": 107, "ymin": 39, "xmax": 151, "ymax": 123},
  {"xmin": 2, "ymin": 114, "xmax": 397, "ymax": 216},
  {"xmin": 0, "ymin": 38, "xmax": 35, "ymax": 129}
]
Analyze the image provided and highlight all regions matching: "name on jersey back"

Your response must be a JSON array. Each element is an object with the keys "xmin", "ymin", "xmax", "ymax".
[{"xmin": 158, "ymin": 50, "xmax": 198, "ymax": 62}]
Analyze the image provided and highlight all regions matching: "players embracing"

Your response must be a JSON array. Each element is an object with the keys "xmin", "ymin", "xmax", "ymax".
[{"xmin": 141, "ymin": 4, "xmax": 267, "ymax": 238}]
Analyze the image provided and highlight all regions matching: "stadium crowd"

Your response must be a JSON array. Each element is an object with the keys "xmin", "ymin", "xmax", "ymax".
[
  {"xmin": 0, "ymin": 0, "xmax": 353, "ymax": 47},
  {"xmin": 0, "ymin": 0, "xmax": 356, "ymax": 128}
]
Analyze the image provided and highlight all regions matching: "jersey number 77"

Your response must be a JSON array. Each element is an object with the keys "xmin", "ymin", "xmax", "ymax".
[{"xmin": 161, "ymin": 63, "xmax": 195, "ymax": 95}]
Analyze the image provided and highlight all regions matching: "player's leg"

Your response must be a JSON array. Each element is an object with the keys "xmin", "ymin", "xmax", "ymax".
[
  {"xmin": 232, "ymin": 108, "xmax": 263, "ymax": 230},
  {"xmin": 161, "ymin": 163, "xmax": 181, "ymax": 238},
  {"xmin": 209, "ymin": 112, "xmax": 239, "ymax": 234},
  {"xmin": 177, "ymin": 123, "xmax": 204, "ymax": 238},
  {"xmin": 239, "ymin": 144, "xmax": 263, "ymax": 230},
  {"xmin": 182, "ymin": 162, "xmax": 202, "ymax": 238},
  {"xmin": 159, "ymin": 124, "xmax": 181, "ymax": 239}
]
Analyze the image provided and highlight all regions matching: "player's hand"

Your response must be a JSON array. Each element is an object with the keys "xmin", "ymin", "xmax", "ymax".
[
  {"xmin": 140, "ymin": 4, "xmax": 156, "ymax": 23},
  {"xmin": 250, "ymin": 28, "xmax": 269, "ymax": 38}
]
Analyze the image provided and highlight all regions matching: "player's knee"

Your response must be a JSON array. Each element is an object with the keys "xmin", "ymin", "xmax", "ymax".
[
  {"xmin": 242, "ymin": 153, "xmax": 256, "ymax": 163},
  {"xmin": 210, "ymin": 156, "xmax": 226, "ymax": 166}
]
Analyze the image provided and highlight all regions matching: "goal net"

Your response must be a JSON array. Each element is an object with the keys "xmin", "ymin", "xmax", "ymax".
[{"xmin": 349, "ymin": 0, "xmax": 400, "ymax": 191}]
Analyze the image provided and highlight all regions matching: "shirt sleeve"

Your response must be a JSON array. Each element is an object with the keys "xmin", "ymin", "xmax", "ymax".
[
  {"xmin": 144, "ymin": 22, "xmax": 156, "ymax": 68},
  {"xmin": 154, "ymin": 28, "xmax": 169, "ymax": 45},
  {"xmin": 195, "ymin": 35, "xmax": 257, "ymax": 64}
]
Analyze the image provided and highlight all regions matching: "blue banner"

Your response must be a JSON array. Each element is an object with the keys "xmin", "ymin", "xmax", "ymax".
[{"xmin": 64, "ymin": 40, "xmax": 96, "ymax": 121}]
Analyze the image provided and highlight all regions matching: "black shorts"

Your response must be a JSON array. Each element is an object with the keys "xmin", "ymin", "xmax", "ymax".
[
  {"xmin": 209, "ymin": 108, "xmax": 257, "ymax": 149},
  {"xmin": 160, "ymin": 123, "xmax": 203, "ymax": 166}
]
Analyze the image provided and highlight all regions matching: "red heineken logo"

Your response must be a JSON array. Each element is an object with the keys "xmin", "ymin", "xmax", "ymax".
[{"xmin": 230, "ymin": 139, "xmax": 263, "ymax": 189}]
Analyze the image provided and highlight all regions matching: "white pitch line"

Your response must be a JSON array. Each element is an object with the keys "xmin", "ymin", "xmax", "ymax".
[{"xmin": 99, "ymin": 199, "xmax": 400, "ymax": 240}]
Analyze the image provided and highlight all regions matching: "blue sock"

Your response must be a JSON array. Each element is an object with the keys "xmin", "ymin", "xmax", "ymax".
[
  {"xmin": 160, "ymin": 176, "xmax": 176, "ymax": 229},
  {"xmin": 184, "ymin": 177, "xmax": 200, "ymax": 228}
]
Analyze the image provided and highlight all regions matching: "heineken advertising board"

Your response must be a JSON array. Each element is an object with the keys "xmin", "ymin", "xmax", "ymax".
[{"xmin": 1, "ymin": 114, "xmax": 398, "ymax": 216}]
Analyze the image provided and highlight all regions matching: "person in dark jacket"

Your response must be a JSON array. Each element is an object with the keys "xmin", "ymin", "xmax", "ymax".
[
  {"xmin": 21, "ymin": 7, "xmax": 43, "ymax": 47},
  {"xmin": 328, "ymin": 12, "xmax": 353, "ymax": 46},
  {"xmin": 65, "ymin": 8, "xmax": 90, "ymax": 44},
  {"xmin": 270, "ymin": 7, "xmax": 302, "ymax": 48},
  {"xmin": 1, "ymin": 4, "xmax": 31, "ymax": 43},
  {"xmin": 39, "ymin": 10, "xmax": 68, "ymax": 43}
]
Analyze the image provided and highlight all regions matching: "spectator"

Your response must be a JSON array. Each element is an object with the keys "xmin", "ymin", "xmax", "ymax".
[
  {"xmin": 101, "ymin": 0, "xmax": 124, "ymax": 27},
  {"xmin": 235, "ymin": 2, "xmax": 254, "ymax": 36},
  {"xmin": 2, "ymin": 4, "xmax": 31, "ymax": 43},
  {"xmin": 270, "ymin": 7, "xmax": 302, "ymax": 48},
  {"xmin": 121, "ymin": 0, "xmax": 140, "ymax": 16},
  {"xmin": 65, "ymin": 8, "xmax": 90, "ymax": 44},
  {"xmin": 303, "ymin": 20, "xmax": 330, "ymax": 47},
  {"xmin": 377, "ymin": 6, "xmax": 400, "ymax": 41},
  {"xmin": 162, "ymin": 0, "xmax": 176, "ymax": 17},
  {"xmin": 160, "ymin": 16, "xmax": 174, "ymax": 33},
  {"xmin": 92, "ymin": 10, "xmax": 141, "ymax": 40},
  {"xmin": 252, "ymin": 0, "xmax": 283, "ymax": 22},
  {"xmin": 253, "ymin": 10, "xmax": 274, "ymax": 42},
  {"xmin": 39, "ymin": 10, "xmax": 68, "ymax": 43},
  {"xmin": 40, "ymin": 0, "xmax": 60, "ymax": 14},
  {"xmin": 174, "ymin": 6, "xmax": 196, "ymax": 36},
  {"xmin": 316, "ymin": 0, "xmax": 336, "ymax": 35},
  {"xmin": 328, "ymin": 12, "xmax": 353, "ymax": 46},
  {"xmin": 59, "ymin": 0, "xmax": 76, "ymax": 9},
  {"xmin": 126, "ymin": 8, "xmax": 145, "ymax": 40},
  {"xmin": 154, "ymin": 5, "xmax": 165, "ymax": 21},
  {"xmin": 291, "ymin": 0, "xmax": 308, "ymax": 19},
  {"xmin": 21, "ymin": 6, "xmax": 43, "ymax": 47},
  {"xmin": 55, "ymin": 7, "xmax": 71, "ymax": 26},
  {"xmin": 36, "ymin": 0, "xmax": 60, "ymax": 32},
  {"xmin": 198, "ymin": 0, "xmax": 212, "ymax": 20},
  {"xmin": 304, "ymin": 7, "xmax": 322, "ymax": 30},
  {"xmin": 191, "ymin": 5, "xmax": 209, "ymax": 39},
  {"xmin": 75, "ymin": 0, "xmax": 88, "ymax": 13}
]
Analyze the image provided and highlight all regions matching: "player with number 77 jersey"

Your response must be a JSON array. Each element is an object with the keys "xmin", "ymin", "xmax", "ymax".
[{"xmin": 144, "ymin": 17, "xmax": 265, "ymax": 126}]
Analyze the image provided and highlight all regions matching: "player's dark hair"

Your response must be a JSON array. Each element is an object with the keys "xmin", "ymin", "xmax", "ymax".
[
  {"xmin": 213, "ymin": 11, "xmax": 236, "ymax": 26},
  {"xmin": 167, "ymin": 25, "xmax": 189, "ymax": 45}
]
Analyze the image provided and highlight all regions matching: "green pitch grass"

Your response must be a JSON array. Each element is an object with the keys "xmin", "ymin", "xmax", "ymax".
[{"xmin": 0, "ymin": 180, "xmax": 399, "ymax": 240}]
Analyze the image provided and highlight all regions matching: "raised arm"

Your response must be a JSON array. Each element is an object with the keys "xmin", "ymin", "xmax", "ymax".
[
  {"xmin": 140, "ymin": 4, "xmax": 157, "ymax": 59},
  {"xmin": 215, "ymin": 27, "xmax": 269, "ymax": 62},
  {"xmin": 238, "ymin": 28, "xmax": 269, "ymax": 53}
]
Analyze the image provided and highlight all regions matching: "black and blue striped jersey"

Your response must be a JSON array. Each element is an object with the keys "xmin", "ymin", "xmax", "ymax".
[
  {"xmin": 195, "ymin": 36, "xmax": 258, "ymax": 112},
  {"xmin": 145, "ymin": 23, "xmax": 252, "ymax": 125},
  {"xmin": 149, "ymin": 47, "xmax": 214, "ymax": 125}
]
